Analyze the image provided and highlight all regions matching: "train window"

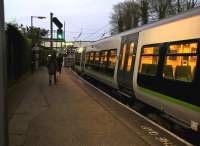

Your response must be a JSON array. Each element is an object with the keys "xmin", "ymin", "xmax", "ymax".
[
  {"xmin": 163, "ymin": 42, "xmax": 198, "ymax": 82},
  {"xmin": 108, "ymin": 49, "xmax": 117, "ymax": 68},
  {"xmin": 86, "ymin": 53, "xmax": 89, "ymax": 63},
  {"xmin": 75, "ymin": 52, "xmax": 81, "ymax": 65},
  {"xmin": 120, "ymin": 44, "xmax": 127, "ymax": 70},
  {"xmin": 94, "ymin": 52, "xmax": 100, "ymax": 62},
  {"xmin": 139, "ymin": 46, "xmax": 159, "ymax": 76},
  {"xmin": 127, "ymin": 43, "xmax": 135, "ymax": 71},
  {"xmin": 100, "ymin": 51, "xmax": 108, "ymax": 63},
  {"xmin": 89, "ymin": 52, "xmax": 94, "ymax": 61},
  {"xmin": 167, "ymin": 43, "xmax": 197, "ymax": 54},
  {"xmin": 142, "ymin": 47, "xmax": 159, "ymax": 55}
]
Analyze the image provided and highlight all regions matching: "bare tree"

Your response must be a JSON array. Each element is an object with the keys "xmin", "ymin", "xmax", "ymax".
[
  {"xmin": 185, "ymin": 0, "xmax": 199, "ymax": 9},
  {"xmin": 110, "ymin": 0, "xmax": 140, "ymax": 34},
  {"xmin": 149, "ymin": 0, "xmax": 173, "ymax": 19},
  {"xmin": 172, "ymin": 0, "xmax": 200, "ymax": 14},
  {"xmin": 138, "ymin": 0, "xmax": 149, "ymax": 25},
  {"xmin": 110, "ymin": 0, "xmax": 200, "ymax": 35},
  {"xmin": 177, "ymin": 0, "xmax": 183, "ymax": 12},
  {"xmin": 122, "ymin": 1, "xmax": 140, "ymax": 30},
  {"xmin": 110, "ymin": 3, "xmax": 124, "ymax": 34}
]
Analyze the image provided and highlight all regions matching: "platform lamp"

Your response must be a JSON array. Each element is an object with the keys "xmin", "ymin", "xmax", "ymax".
[
  {"xmin": 31, "ymin": 16, "xmax": 46, "ymax": 27},
  {"xmin": 30, "ymin": 16, "xmax": 46, "ymax": 72}
]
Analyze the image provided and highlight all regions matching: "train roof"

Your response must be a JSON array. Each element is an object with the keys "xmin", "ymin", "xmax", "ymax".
[{"xmin": 83, "ymin": 34, "xmax": 122, "ymax": 48}]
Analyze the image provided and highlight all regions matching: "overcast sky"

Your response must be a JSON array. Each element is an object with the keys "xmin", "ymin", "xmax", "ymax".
[{"xmin": 5, "ymin": 0, "xmax": 124, "ymax": 41}]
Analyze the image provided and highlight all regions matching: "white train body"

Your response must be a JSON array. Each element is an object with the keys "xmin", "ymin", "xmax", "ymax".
[{"xmin": 74, "ymin": 8, "xmax": 200, "ymax": 131}]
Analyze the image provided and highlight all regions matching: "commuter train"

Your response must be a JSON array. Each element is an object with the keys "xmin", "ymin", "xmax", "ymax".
[{"xmin": 74, "ymin": 8, "xmax": 200, "ymax": 132}]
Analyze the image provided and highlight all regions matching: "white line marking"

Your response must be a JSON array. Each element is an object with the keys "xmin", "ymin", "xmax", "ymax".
[{"xmin": 71, "ymin": 70, "xmax": 193, "ymax": 146}]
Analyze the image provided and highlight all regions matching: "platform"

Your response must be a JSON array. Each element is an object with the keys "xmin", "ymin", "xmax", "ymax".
[{"xmin": 8, "ymin": 68, "xmax": 191, "ymax": 146}]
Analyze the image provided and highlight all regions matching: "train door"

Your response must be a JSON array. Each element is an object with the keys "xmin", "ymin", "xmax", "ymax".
[{"xmin": 117, "ymin": 33, "xmax": 139, "ymax": 95}]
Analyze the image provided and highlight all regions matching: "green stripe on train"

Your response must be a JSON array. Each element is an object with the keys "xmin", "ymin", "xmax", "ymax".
[
  {"xmin": 85, "ymin": 69, "xmax": 113, "ymax": 81},
  {"xmin": 139, "ymin": 87, "xmax": 200, "ymax": 113},
  {"xmin": 74, "ymin": 65, "xmax": 82, "ymax": 72}
]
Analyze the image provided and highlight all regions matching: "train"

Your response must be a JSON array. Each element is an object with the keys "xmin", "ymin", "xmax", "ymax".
[{"xmin": 73, "ymin": 8, "xmax": 200, "ymax": 132}]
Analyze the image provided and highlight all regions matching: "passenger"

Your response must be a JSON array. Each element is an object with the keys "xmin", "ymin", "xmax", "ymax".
[
  {"xmin": 56, "ymin": 53, "xmax": 63, "ymax": 74},
  {"xmin": 47, "ymin": 53, "xmax": 57, "ymax": 86}
]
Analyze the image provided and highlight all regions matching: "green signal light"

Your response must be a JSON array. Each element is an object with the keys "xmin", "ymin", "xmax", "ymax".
[
  {"xmin": 58, "ymin": 34, "xmax": 62, "ymax": 39},
  {"xmin": 57, "ymin": 29, "xmax": 64, "ymax": 39}
]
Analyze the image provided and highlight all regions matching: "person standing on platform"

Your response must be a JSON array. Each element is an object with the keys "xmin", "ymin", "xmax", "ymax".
[
  {"xmin": 56, "ymin": 53, "xmax": 63, "ymax": 74},
  {"xmin": 47, "ymin": 52, "xmax": 57, "ymax": 86}
]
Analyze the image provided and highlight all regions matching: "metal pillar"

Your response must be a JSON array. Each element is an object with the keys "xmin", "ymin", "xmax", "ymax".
[
  {"xmin": 50, "ymin": 12, "xmax": 53, "ymax": 50},
  {"xmin": 31, "ymin": 16, "xmax": 33, "ymax": 27},
  {"xmin": 0, "ymin": 0, "xmax": 8, "ymax": 145},
  {"xmin": 64, "ymin": 21, "xmax": 65, "ymax": 41}
]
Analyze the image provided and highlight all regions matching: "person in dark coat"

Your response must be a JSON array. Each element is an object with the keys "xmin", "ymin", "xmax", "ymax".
[
  {"xmin": 56, "ymin": 53, "xmax": 63, "ymax": 74},
  {"xmin": 47, "ymin": 53, "xmax": 57, "ymax": 85}
]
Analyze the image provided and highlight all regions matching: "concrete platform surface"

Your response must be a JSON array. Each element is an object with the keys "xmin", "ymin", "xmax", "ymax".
[{"xmin": 8, "ymin": 68, "xmax": 190, "ymax": 146}]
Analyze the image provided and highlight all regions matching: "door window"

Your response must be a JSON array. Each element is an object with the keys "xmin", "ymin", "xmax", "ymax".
[
  {"xmin": 127, "ymin": 43, "xmax": 135, "ymax": 71},
  {"xmin": 120, "ymin": 44, "xmax": 127, "ymax": 70}
]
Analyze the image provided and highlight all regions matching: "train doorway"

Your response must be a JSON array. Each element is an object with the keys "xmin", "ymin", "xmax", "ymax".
[{"xmin": 117, "ymin": 33, "xmax": 138, "ymax": 95}]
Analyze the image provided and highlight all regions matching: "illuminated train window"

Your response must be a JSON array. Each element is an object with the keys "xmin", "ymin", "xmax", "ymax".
[
  {"xmin": 100, "ymin": 51, "xmax": 108, "ymax": 63},
  {"xmin": 139, "ymin": 46, "xmax": 159, "ymax": 76},
  {"xmin": 120, "ymin": 44, "xmax": 127, "ymax": 70},
  {"xmin": 94, "ymin": 52, "xmax": 100, "ymax": 62},
  {"xmin": 108, "ymin": 49, "xmax": 117, "ymax": 68},
  {"xmin": 163, "ymin": 42, "xmax": 198, "ymax": 82},
  {"xmin": 127, "ymin": 43, "xmax": 135, "ymax": 72},
  {"xmin": 89, "ymin": 52, "xmax": 94, "ymax": 62}
]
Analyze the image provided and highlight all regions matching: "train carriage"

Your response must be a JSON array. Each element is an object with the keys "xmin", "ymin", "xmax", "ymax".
[
  {"xmin": 133, "ymin": 9, "xmax": 200, "ymax": 131},
  {"xmin": 83, "ymin": 35, "xmax": 121, "ymax": 89},
  {"xmin": 75, "ymin": 8, "xmax": 200, "ymax": 132}
]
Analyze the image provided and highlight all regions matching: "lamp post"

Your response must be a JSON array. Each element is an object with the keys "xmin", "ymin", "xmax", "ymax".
[
  {"xmin": 50, "ymin": 12, "xmax": 53, "ymax": 50},
  {"xmin": 31, "ymin": 16, "xmax": 46, "ymax": 27},
  {"xmin": 30, "ymin": 16, "xmax": 46, "ymax": 72},
  {"xmin": 0, "ymin": 0, "xmax": 7, "ymax": 145}
]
